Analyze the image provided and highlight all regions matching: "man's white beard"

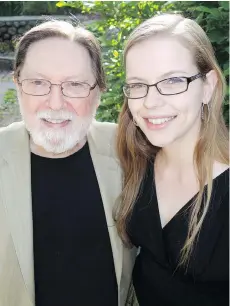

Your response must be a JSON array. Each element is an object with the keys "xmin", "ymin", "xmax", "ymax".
[{"xmin": 23, "ymin": 108, "xmax": 96, "ymax": 154}]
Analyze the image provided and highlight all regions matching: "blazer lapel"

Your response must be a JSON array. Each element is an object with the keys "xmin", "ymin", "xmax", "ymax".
[
  {"xmin": 87, "ymin": 123, "xmax": 123, "ymax": 290},
  {"xmin": 0, "ymin": 124, "xmax": 35, "ymax": 304}
]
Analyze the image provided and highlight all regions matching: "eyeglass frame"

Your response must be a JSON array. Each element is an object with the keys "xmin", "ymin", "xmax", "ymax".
[
  {"xmin": 123, "ymin": 72, "xmax": 205, "ymax": 99},
  {"xmin": 17, "ymin": 79, "xmax": 98, "ymax": 98}
]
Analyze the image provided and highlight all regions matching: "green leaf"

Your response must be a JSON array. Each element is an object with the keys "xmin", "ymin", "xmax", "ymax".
[
  {"xmin": 117, "ymin": 31, "xmax": 122, "ymax": 42},
  {"xmin": 194, "ymin": 6, "xmax": 212, "ymax": 13},
  {"xmin": 113, "ymin": 50, "xmax": 119, "ymax": 57},
  {"xmin": 209, "ymin": 8, "xmax": 222, "ymax": 18},
  {"xmin": 56, "ymin": 1, "xmax": 67, "ymax": 8},
  {"xmin": 195, "ymin": 12, "xmax": 204, "ymax": 24},
  {"xmin": 224, "ymin": 67, "xmax": 229, "ymax": 77},
  {"xmin": 208, "ymin": 30, "xmax": 225, "ymax": 43},
  {"xmin": 223, "ymin": 98, "xmax": 229, "ymax": 106},
  {"xmin": 220, "ymin": 1, "xmax": 229, "ymax": 10},
  {"xmin": 195, "ymin": 6, "xmax": 221, "ymax": 17}
]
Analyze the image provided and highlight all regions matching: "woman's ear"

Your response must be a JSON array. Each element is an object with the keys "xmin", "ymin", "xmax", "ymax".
[{"xmin": 202, "ymin": 70, "xmax": 218, "ymax": 105}]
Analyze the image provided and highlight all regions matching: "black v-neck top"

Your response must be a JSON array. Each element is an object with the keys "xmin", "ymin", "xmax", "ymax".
[{"xmin": 127, "ymin": 162, "xmax": 229, "ymax": 306}]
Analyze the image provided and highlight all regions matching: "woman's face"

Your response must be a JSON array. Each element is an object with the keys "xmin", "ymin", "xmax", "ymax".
[{"xmin": 125, "ymin": 36, "xmax": 216, "ymax": 148}]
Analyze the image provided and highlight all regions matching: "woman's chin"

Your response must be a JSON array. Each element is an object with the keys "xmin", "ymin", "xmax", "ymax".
[{"xmin": 145, "ymin": 135, "xmax": 173, "ymax": 148}]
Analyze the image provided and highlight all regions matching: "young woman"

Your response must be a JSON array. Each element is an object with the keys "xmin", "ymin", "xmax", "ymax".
[{"xmin": 116, "ymin": 14, "xmax": 229, "ymax": 306}]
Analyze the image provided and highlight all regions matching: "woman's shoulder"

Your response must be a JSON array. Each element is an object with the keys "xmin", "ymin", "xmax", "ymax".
[
  {"xmin": 211, "ymin": 163, "xmax": 229, "ymax": 212},
  {"xmin": 213, "ymin": 161, "xmax": 229, "ymax": 179},
  {"xmin": 213, "ymin": 162, "xmax": 229, "ymax": 196}
]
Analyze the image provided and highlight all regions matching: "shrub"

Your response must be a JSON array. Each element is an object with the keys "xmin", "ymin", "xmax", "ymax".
[
  {"xmin": 0, "ymin": 1, "xmax": 81, "ymax": 17},
  {"xmin": 0, "ymin": 2, "xmax": 23, "ymax": 16},
  {"xmin": 3, "ymin": 88, "xmax": 17, "ymax": 105}
]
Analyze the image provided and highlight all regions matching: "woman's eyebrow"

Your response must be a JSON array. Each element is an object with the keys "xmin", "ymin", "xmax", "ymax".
[
  {"xmin": 126, "ymin": 70, "xmax": 189, "ymax": 83},
  {"xmin": 126, "ymin": 77, "xmax": 148, "ymax": 83},
  {"xmin": 160, "ymin": 70, "xmax": 188, "ymax": 78}
]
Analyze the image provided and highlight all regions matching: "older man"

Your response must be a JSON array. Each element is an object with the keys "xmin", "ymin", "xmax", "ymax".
[{"xmin": 0, "ymin": 20, "xmax": 135, "ymax": 306}]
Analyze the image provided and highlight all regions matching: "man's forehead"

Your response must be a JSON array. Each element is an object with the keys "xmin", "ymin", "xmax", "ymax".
[
  {"xmin": 22, "ymin": 39, "xmax": 95, "ymax": 80},
  {"xmin": 25, "ymin": 38, "xmax": 92, "ymax": 67},
  {"xmin": 21, "ymin": 68, "xmax": 94, "ymax": 83}
]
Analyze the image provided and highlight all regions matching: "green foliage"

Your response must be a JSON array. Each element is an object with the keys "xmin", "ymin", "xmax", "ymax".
[
  {"xmin": 21, "ymin": 2, "xmax": 60, "ymax": 15},
  {"xmin": 56, "ymin": 1, "xmax": 229, "ymax": 124},
  {"xmin": 20, "ymin": 1, "xmax": 80, "ymax": 16},
  {"xmin": 0, "ymin": 1, "xmax": 80, "ymax": 16},
  {"xmin": 3, "ymin": 89, "xmax": 17, "ymax": 105},
  {"xmin": 0, "ymin": 42, "xmax": 11, "ymax": 54},
  {"xmin": 169, "ymin": 1, "xmax": 229, "ymax": 125},
  {"xmin": 0, "ymin": 2, "xmax": 23, "ymax": 16}
]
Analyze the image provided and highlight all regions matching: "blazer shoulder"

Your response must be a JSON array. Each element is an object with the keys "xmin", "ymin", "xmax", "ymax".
[
  {"xmin": 92, "ymin": 120, "xmax": 117, "ymax": 137},
  {"xmin": 88, "ymin": 121, "xmax": 118, "ymax": 158},
  {"xmin": 0, "ymin": 121, "xmax": 26, "ymax": 153}
]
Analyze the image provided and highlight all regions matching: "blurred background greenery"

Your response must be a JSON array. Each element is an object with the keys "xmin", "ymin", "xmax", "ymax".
[
  {"xmin": 0, "ymin": 1, "xmax": 81, "ymax": 16},
  {"xmin": 0, "ymin": 1, "xmax": 229, "ymax": 125}
]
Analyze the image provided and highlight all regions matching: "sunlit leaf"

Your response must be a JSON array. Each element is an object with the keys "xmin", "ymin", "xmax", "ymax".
[{"xmin": 113, "ymin": 50, "xmax": 119, "ymax": 57}]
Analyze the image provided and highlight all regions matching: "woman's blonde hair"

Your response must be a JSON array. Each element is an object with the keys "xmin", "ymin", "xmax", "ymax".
[{"xmin": 116, "ymin": 13, "xmax": 229, "ymax": 266}]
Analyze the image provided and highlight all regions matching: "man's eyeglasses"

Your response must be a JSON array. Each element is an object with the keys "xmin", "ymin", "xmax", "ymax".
[
  {"xmin": 18, "ymin": 79, "xmax": 97, "ymax": 98},
  {"xmin": 123, "ymin": 72, "xmax": 205, "ymax": 99}
]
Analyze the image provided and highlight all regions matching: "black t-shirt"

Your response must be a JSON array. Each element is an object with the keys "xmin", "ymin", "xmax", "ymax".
[
  {"xmin": 127, "ymin": 161, "xmax": 229, "ymax": 306},
  {"xmin": 31, "ymin": 142, "xmax": 118, "ymax": 306}
]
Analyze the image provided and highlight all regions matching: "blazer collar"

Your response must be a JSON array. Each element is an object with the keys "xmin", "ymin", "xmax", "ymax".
[
  {"xmin": 87, "ymin": 123, "xmax": 123, "ymax": 286},
  {"xmin": 0, "ymin": 123, "xmax": 35, "ymax": 303}
]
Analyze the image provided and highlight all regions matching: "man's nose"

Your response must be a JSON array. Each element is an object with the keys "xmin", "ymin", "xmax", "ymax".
[
  {"xmin": 47, "ymin": 85, "xmax": 65, "ymax": 110},
  {"xmin": 143, "ymin": 85, "xmax": 164, "ymax": 109}
]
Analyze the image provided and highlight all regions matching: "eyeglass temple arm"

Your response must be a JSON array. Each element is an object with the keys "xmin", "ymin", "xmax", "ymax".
[{"xmin": 189, "ymin": 72, "xmax": 205, "ymax": 82}]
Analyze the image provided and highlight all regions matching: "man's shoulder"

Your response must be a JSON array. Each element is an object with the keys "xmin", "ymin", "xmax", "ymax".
[
  {"xmin": 91, "ymin": 120, "xmax": 117, "ymax": 136},
  {"xmin": 88, "ymin": 121, "xmax": 118, "ymax": 157},
  {"xmin": 0, "ymin": 121, "xmax": 25, "ymax": 133},
  {"xmin": 0, "ymin": 121, "xmax": 26, "ymax": 152}
]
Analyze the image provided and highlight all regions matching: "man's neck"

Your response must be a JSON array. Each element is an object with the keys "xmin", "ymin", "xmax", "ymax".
[{"xmin": 30, "ymin": 138, "xmax": 87, "ymax": 159}]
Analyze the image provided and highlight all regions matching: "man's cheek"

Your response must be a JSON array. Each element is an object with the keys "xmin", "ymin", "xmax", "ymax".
[{"xmin": 74, "ymin": 99, "xmax": 93, "ymax": 117}]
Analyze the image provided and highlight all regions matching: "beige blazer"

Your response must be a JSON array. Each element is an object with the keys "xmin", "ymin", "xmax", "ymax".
[{"xmin": 0, "ymin": 121, "xmax": 136, "ymax": 306}]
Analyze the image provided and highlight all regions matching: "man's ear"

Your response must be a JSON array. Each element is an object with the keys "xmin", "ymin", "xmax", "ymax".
[
  {"xmin": 13, "ymin": 73, "xmax": 20, "ymax": 88},
  {"xmin": 14, "ymin": 80, "xmax": 21, "ymax": 92},
  {"xmin": 95, "ymin": 90, "xmax": 101, "ymax": 108},
  {"xmin": 202, "ymin": 70, "xmax": 218, "ymax": 105},
  {"xmin": 13, "ymin": 74, "xmax": 17, "ymax": 84}
]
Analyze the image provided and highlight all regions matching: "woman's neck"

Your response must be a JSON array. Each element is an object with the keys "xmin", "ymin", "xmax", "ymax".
[
  {"xmin": 159, "ymin": 140, "xmax": 195, "ymax": 169},
  {"xmin": 156, "ymin": 123, "xmax": 200, "ymax": 172}
]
